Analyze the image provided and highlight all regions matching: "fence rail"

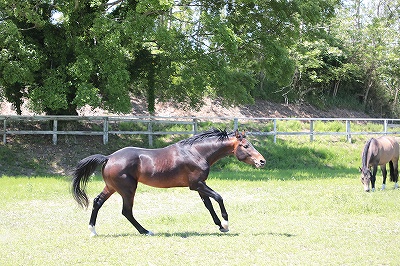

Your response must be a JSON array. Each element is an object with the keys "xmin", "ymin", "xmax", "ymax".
[{"xmin": 1, "ymin": 115, "xmax": 399, "ymax": 146}]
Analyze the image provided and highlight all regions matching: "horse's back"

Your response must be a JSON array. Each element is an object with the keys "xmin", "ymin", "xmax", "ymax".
[
  {"xmin": 102, "ymin": 145, "xmax": 195, "ymax": 188},
  {"xmin": 376, "ymin": 136, "xmax": 399, "ymax": 163}
]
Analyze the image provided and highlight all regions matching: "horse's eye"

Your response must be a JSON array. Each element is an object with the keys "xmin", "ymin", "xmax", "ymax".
[{"xmin": 243, "ymin": 144, "xmax": 249, "ymax": 149}]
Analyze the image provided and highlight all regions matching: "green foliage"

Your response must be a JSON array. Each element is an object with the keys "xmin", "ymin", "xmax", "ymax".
[
  {"xmin": 0, "ymin": 0, "xmax": 341, "ymax": 115},
  {"xmin": 3, "ymin": 0, "xmax": 397, "ymax": 117}
]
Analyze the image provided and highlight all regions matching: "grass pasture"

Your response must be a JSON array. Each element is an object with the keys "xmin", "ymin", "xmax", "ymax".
[
  {"xmin": 1, "ymin": 171, "xmax": 400, "ymax": 265},
  {"xmin": 1, "ymin": 132, "xmax": 400, "ymax": 265}
]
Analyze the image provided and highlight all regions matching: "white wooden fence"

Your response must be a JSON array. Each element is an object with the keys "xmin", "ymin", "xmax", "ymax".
[{"xmin": 0, "ymin": 115, "xmax": 399, "ymax": 146}]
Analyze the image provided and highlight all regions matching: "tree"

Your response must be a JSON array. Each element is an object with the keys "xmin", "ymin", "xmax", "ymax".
[
  {"xmin": 330, "ymin": 0, "xmax": 400, "ymax": 116},
  {"xmin": 1, "ymin": 0, "xmax": 340, "ymax": 115}
]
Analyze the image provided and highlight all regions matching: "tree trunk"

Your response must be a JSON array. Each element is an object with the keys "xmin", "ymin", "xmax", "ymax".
[{"xmin": 147, "ymin": 57, "xmax": 156, "ymax": 115}]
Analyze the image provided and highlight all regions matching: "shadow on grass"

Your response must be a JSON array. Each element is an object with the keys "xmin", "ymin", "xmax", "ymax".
[
  {"xmin": 209, "ymin": 167, "xmax": 358, "ymax": 182},
  {"xmin": 99, "ymin": 231, "xmax": 296, "ymax": 238},
  {"xmin": 267, "ymin": 232, "xmax": 297, "ymax": 237},
  {"xmin": 98, "ymin": 231, "xmax": 240, "ymax": 238},
  {"xmin": 1, "ymin": 134, "xmax": 361, "ymax": 182}
]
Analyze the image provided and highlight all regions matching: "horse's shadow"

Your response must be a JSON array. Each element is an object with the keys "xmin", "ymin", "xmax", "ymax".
[
  {"xmin": 99, "ymin": 231, "xmax": 240, "ymax": 238},
  {"xmin": 158, "ymin": 231, "xmax": 240, "ymax": 238},
  {"xmin": 99, "ymin": 231, "xmax": 295, "ymax": 238},
  {"xmin": 267, "ymin": 232, "xmax": 296, "ymax": 237}
]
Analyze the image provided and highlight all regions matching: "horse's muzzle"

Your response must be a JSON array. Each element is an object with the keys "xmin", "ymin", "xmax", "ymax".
[{"xmin": 255, "ymin": 159, "xmax": 266, "ymax": 168}]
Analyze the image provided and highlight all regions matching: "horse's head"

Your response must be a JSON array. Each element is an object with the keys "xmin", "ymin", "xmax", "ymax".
[
  {"xmin": 233, "ymin": 130, "xmax": 265, "ymax": 168},
  {"xmin": 359, "ymin": 167, "xmax": 372, "ymax": 192}
]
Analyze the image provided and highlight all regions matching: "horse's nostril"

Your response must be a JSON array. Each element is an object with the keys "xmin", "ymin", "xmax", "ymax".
[{"xmin": 260, "ymin": 160, "xmax": 265, "ymax": 165}]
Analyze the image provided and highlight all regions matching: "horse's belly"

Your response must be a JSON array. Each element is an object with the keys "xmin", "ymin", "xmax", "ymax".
[
  {"xmin": 378, "ymin": 156, "xmax": 393, "ymax": 165},
  {"xmin": 377, "ymin": 150, "xmax": 395, "ymax": 165},
  {"xmin": 138, "ymin": 174, "xmax": 189, "ymax": 188}
]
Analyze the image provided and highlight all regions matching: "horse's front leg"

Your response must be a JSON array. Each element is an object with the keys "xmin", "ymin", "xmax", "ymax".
[
  {"xmin": 199, "ymin": 193, "xmax": 229, "ymax": 232},
  {"xmin": 381, "ymin": 165, "xmax": 387, "ymax": 190},
  {"xmin": 192, "ymin": 181, "xmax": 229, "ymax": 232},
  {"xmin": 371, "ymin": 166, "xmax": 378, "ymax": 192}
]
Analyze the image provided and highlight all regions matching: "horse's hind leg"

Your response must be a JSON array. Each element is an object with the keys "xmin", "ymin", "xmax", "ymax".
[
  {"xmin": 392, "ymin": 159, "xmax": 399, "ymax": 189},
  {"xmin": 89, "ymin": 186, "xmax": 115, "ymax": 237},
  {"xmin": 119, "ymin": 181, "xmax": 153, "ymax": 235}
]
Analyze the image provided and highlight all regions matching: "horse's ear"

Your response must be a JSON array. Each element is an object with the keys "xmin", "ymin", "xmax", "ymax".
[
  {"xmin": 235, "ymin": 129, "xmax": 240, "ymax": 138},
  {"xmin": 242, "ymin": 130, "xmax": 246, "ymax": 138},
  {"xmin": 359, "ymin": 167, "xmax": 362, "ymax": 172}
]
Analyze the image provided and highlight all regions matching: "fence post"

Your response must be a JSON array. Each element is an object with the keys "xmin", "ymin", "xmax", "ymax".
[
  {"xmin": 273, "ymin": 119, "xmax": 277, "ymax": 143},
  {"xmin": 233, "ymin": 118, "xmax": 238, "ymax": 131},
  {"xmin": 383, "ymin": 119, "xmax": 388, "ymax": 135},
  {"xmin": 3, "ymin": 119, "xmax": 6, "ymax": 144},
  {"xmin": 103, "ymin": 117, "xmax": 109, "ymax": 144},
  {"xmin": 192, "ymin": 118, "xmax": 197, "ymax": 135},
  {"xmin": 310, "ymin": 120, "xmax": 314, "ymax": 142},
  {"xmin": 346, "ymin": 120, "xmax": 352, "ymax": 143},
  {"xmin": 52, "ymin": 119, "xmax": 58, "ymax": 145}
]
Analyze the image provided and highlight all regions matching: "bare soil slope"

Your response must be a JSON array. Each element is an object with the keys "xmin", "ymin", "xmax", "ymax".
[{"xmin": 1, "ymin": 98, "xmax": 368, "ymax": 118}]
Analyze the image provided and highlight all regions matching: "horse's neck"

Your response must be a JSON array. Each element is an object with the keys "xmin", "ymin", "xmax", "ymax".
[
  {"xmin": 364, "ymin": 145, "xmax": 380, "ymax": 168},
  {"xmin": 193, "ymin": 139, "xmax": 235, "ymax": 166}
]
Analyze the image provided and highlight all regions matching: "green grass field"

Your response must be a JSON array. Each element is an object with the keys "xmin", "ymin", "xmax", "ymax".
[
  {"xmin": 1, "ymin": 170, "xmax": 400, "ymax": 265},
  {"xmin": 1, "ymin": 135, "xmax": 400, "ymax": 265}
]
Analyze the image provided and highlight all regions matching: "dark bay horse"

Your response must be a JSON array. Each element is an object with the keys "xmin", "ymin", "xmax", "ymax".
[
  {"xmin": 360, "ymin": 136, "xmax": 399, "ymax": 192},
  {"xmin": 72, "ymin": 129, "xmax": 265, "ymax": 236}
]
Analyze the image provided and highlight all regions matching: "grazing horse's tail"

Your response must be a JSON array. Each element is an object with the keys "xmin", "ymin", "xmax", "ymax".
[
  {"xmin": 389, "ymin": 161, "xmax": 395, "ymax": 182},
  {"xmin": 72, "ymin": 154, "xmax": 109, "ymax": 209}
]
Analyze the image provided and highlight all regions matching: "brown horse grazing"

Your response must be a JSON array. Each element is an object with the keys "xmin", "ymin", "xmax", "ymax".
[
  {"xmin": 72, "ymin": 129, "xmax": 265, "ymax": 236},
  {"xmin": 360, "ymin": 136, "xmax": 399, "ymax": 192}
]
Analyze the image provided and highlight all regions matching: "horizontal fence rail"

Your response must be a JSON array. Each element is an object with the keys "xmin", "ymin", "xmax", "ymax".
[{"xmin": 0, "ymin": 115, "xmax": 399, "ymax": 146}]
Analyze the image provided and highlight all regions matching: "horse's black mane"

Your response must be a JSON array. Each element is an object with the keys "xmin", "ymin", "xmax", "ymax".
[
  {"xmin": 361, "ymin": 138, "xmax": 373, "ymax": 168},
  {"xmin": 179, "ymin": 128, "xmax": 230, "ymax": 146}
]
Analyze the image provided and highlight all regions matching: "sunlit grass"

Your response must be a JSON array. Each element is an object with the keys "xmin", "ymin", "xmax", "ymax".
[
  {"xmin": 1, "ymin": 129, "xmax": 398, "ymax": 265},
  {"xmin": 1, "ymin": 172, "xmax": 400, "ymax": 265}
]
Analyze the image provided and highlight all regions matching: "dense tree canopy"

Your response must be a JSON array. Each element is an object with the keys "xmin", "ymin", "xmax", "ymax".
[
  {"xmin": 0, "ymin": 0, "xmax": 399, "ymax": 116},
  {"xmin": 282, "ymin": 0, "xmax": 400, "ymax": 116}
]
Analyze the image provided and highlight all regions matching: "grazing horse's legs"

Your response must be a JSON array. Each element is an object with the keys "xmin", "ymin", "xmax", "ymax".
[
  {"xmin": 371, "ymin": 166, "xmax": 378, "ymax": 192},
  {"xmin": 381, "ymin": 165, "xmax": 387, "ymax": 190},
  {"xmin": 119, "ymin": 180, "xmax": 153, "ymax": 236},
  {"xmin": 393, "ymin": 160, "xmax": 399, "ymax": 189},
  {"xmin": 88, "ymin": 186, "xmax": 115, "ymax": 237},
  {"xmin": 193, "ymin": 181, "xmax": 229, "ymax": 232}
]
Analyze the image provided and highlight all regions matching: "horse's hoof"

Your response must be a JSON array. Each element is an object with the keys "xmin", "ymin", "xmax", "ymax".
[
  {"xmin": 88, "ymin": 225, "xmax": 98, "ymax": 237},
  {"xmin": 219, "ymin": 220, "xmax": 229, "ymax": 232},
  {"xmin": 145, "ymin": 230, "xmax": 154, "ymax": 236},
  {"xmin": 221, "ymin": 220, "xmax": 229, "ymax": 230}
]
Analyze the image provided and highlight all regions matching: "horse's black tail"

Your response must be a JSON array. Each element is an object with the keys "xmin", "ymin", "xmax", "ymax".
[
  {"xmin": 389, "ymin": 161, "xmax": 395, "ymax": 182},
  {"xmin": 72, "ymin": 154, "xmax": 109, "ymax": 209}
]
